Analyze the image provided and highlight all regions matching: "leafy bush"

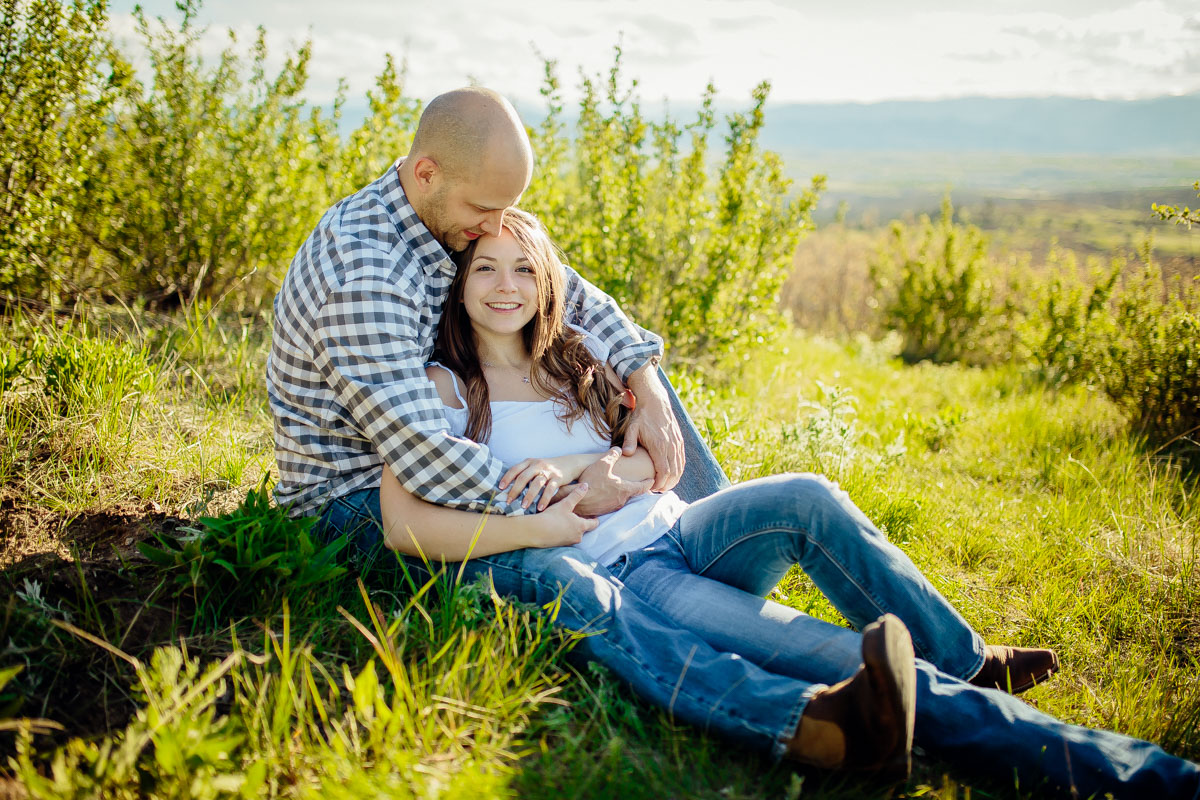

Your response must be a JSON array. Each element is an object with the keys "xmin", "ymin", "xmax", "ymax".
[
  {"xmin": 868, "ymin": 197, "xmax": 997, "ymax": 364},
  {"xmin": 1024, "ymin": 248, "xmax": 1123, "ymax": 388},
  {"xmin": 4, "ymin": 6, "xmax": 812, "ymax": 367},
  {"xmin": 0, "ymin": 0, "xmax": 124, "ymax": 302},
  {"xmin": 138, "ymin": 483, "xmax": 348, "ymax": 626},
  {"xmin": 80, "ymin": 1, "xmax": 322, "ymax": 308},
  {"xmin": 1152, "ymin": 180, "xmax": 1200, "ymax": 228},
  {"xmin": 523, "ymin": 49, "xmax": 822, "ymax": 365},
  {"xmin": 1099, "ymin": 262, "xmax": 1200, "ymax": 448}
]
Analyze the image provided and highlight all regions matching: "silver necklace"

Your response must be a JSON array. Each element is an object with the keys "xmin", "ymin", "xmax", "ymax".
[{"xmin": 481, "ymin": 360, "xmax": 531, "ymax": 384}]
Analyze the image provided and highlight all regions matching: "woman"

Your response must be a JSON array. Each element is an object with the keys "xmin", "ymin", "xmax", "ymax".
[{"xmin": 376, "ymin": 209, "xmax": 1199, "ymax": 797}]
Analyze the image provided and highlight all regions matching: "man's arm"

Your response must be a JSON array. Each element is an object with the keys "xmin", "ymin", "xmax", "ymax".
[
  {"xmin": 314, "ymin": 276, "xmax": 531, "ymax": 515},
  {"xmin": 561, "ymin": 265, "xmax": 684, "ymax": 491},
  {"xmin": 561, "ymin": 263, "xmax": 663, "ymax": 381}
]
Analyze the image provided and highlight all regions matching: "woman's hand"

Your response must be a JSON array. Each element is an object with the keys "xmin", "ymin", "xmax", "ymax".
[
  {"xmin": 525, "ymin": 483, "xmax": 599, "ymax": 547},
  {"xmin": 500, "ymin": 453, "xmax": 597, "ymax": 510}
]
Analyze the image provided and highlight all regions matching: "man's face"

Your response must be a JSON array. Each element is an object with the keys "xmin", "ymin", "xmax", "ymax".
[{"xmin": 423, "ymin": 164, "xmax": 527, "ymax": 253}]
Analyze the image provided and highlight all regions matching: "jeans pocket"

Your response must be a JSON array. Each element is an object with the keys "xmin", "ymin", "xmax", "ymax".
[{"xmin": 608, "ymin": 553, "xmax": 631, "ymax": 581}]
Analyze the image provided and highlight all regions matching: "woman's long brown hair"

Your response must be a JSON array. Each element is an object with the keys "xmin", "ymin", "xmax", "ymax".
[{"xmin": 435, "ymin": 208, "xmax": 631, "ymax": 445}]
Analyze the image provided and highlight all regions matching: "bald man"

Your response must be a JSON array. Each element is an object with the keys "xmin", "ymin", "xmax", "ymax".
[{"xmin": 269, "ymin": 87, "xmax": 725, "ymax": 531}]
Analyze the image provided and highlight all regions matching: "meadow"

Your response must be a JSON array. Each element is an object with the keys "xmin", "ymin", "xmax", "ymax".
[{"xmin": 1, "ymin": 292, "xmax": 1197, "ymax": 798}]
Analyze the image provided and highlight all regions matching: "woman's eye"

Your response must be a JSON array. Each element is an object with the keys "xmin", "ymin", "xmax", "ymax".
[
  {"xmin": 474, "ymin": 264, "xmax": 493, "ymax": 272},
  {"xmin": 517, "ymin": 266, "xmax": 534, "ymax": 274}
]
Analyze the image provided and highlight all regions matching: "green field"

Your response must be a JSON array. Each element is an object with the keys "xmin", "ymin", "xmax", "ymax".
[{"xmin": 1, "ymin": 307, "xmax": 1195, "ymax": 798}]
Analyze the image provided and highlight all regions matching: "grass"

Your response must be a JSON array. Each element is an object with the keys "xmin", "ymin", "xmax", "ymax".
[{"xmin": 1, "ymin": 303, "xmax": 1197, "ymax": 798}]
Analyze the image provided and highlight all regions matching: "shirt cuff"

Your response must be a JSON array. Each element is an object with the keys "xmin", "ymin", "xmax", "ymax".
[{"xmin": 610, "ymin": 335, "xmax": 664, "ymax": 382}]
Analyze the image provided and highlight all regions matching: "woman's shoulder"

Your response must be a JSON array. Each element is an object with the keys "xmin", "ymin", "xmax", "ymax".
[{"xmin": 424, "ymin": 362, "xmax": 466, "ymax": 410}]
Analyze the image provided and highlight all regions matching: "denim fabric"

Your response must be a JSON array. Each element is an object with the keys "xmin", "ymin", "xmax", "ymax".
[
  {"xmin": 659, "ymin": 366, "xmax": 731, "ymax": 504},
  {"xmin": 314, "ymin": 382, "xmax": 1200, "ymax": 800},
  {"xmin": 615, "ymin": 474, "xmax": 986, "ymax": 681}
]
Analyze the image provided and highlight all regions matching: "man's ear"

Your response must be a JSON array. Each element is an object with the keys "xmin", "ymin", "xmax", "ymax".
[{"xmin": 410, "ymin": 156, "xmax": 441, "ymax": 190}]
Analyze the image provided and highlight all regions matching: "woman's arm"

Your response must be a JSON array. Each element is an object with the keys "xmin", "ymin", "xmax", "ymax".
[
  {"xmin": 612, "ymin": 446, "xmax": 654, "ymax": 483},
  {"xmin": 380, "ymin": 467, "xmax": 597, "ymax": 561}
]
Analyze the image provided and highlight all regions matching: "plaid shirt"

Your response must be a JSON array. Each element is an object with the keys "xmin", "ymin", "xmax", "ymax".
[{"xmin": 268, "ymin": 161, "xmax": 662, "ymax": 518}]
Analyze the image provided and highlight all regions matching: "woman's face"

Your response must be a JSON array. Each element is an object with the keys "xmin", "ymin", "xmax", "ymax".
[{"xmin": 461, "ymin": 229, "xmax": 540, "ymax": 338}]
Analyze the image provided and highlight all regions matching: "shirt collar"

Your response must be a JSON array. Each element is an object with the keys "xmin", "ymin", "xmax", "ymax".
[{"xmin": 379, "ymin": 158, "xmax": 456, "ymax": 279}]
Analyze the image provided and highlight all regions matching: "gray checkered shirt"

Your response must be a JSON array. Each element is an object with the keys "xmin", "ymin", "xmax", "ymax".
[{"xmin": 268, "ymin": 161, "xmax": 662, "ymax": 518}]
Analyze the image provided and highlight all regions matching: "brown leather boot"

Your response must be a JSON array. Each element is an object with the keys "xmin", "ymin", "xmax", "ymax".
[
  {"xmin": 786, "ymin": 614, "xmax": 917, "ymax": 782},
  {"xmin": 969, "ymin": 645, "xmax": 1060, "ymax": 694}
]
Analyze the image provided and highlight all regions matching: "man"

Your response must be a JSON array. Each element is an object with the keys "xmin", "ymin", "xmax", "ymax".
[{"xmin": 269, "ymin": 87, "xmax": 705, "ymax": 526}]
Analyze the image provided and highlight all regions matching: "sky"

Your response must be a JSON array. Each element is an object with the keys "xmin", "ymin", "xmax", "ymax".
[{"xmin": 107, "ymin": 0, "xmax": 1200, "ymax": 109}]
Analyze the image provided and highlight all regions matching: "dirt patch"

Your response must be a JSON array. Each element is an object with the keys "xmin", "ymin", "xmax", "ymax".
[{"xmin": 0, "ymin": 494, "xmax": 185, "ymax": 567}]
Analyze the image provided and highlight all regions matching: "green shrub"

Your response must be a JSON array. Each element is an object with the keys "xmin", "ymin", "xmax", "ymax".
[
  {"xmin": 523, "ymin": 49, "xmax": 822, "ymax": 365},
  {"xmin": 138, "ymin": 483, "xmax": 348, "ymax": 627},
  {"xmin": 1017, "ymin": 245, "xmax": 1199, "ymax": 449},
  {"xmin": 1024, "ymin": 248, "xmax": 1123, "ymax": 388},
  {"xmin": 0, "ymin": 0, "xmax": 124, "ymax": 302},
  {"xmin": 1099, "ymin": 261, "xmax": 1200, "ymax": 448},
  {"xmin": 1152, "ymin": 180, "xmax": 1200, "ymax": 228},
  {"xmin": 868, "ymin": 196, "xmax": 997, "ymax": 364},
  {"xmin": 80, "ymin": 1, "xmax": 321, "ymax": 308},
  {"xmin": 5, "ymin": 5, "xmax": 815, "ymax": 366}
]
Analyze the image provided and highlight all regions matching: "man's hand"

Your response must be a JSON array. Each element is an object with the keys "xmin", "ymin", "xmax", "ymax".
[
  {"xmin": 571, "ymin": 448, "xmax": 653, "ymax": 516},
  {"xmin": 526, "ymin": 484, "xmax": 599, "ymax": 547},
  {"xmin": 623, "ymin": 364, "xmax": 684, "ymax": 492}
]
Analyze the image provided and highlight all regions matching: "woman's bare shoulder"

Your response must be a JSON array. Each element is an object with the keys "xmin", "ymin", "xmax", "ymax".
[{"xmin": 425, "ymin": 363, "xmax": 465, "ymax": 409}]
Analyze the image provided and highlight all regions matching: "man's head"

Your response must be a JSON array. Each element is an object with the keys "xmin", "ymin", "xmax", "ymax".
[{"xmin": 401, "ymin": 87, "xmax": 533, "ymax": 253}]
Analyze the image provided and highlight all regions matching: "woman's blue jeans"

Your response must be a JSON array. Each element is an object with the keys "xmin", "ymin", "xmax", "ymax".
[{"xmin": 315, "ymin": 372, "xmax": 1200, "ymax": 800}]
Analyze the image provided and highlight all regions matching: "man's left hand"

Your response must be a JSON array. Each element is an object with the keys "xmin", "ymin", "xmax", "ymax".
[{"xmin": 623, "ymin": 364, "xmax": 684, "ymax": 492}]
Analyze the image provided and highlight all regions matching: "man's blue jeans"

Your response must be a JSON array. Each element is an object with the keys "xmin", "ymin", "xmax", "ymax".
[{"xmin": 315, "ymin": 373, "xmax": 1200, "ymax": 800}]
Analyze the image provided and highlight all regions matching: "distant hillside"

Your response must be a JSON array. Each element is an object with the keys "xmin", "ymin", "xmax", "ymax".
[{"xmin": 758, "ymin": 95, "xmax": 1200, "ymax": 155}]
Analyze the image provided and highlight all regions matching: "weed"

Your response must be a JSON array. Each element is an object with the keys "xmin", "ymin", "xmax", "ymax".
[{"xmin": 138, "ymin": 483, "xmax": 348, "ymax": 631}]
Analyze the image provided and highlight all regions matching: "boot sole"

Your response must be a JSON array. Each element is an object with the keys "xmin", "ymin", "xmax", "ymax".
[{"xmin": 860, "ymin": 614, "xmax": 917, "ymax": 782}]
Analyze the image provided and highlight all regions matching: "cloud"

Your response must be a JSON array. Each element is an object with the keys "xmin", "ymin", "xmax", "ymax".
[
  {"xmin": 106, "ymin": 0, "xmax": 1200, "ymax": 105},
  {"xmin": 951, "ymin": 49, "xmax": 1019, "ymax": 64},
  {"xmin": 629, "ymin": 13, "xmax": 699, "ymax": 46}
]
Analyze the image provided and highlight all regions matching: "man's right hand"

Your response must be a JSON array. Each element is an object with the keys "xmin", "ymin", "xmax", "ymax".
[
  {"xmin": 571, "ymin": 448, "xmax": 653, "ymax": 516},
  {"xmin": 528, "ymin": 483, "xmax": 598, "ymax": 547}
]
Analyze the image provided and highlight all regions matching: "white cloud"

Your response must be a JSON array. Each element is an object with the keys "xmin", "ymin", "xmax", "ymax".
[{"xmin": 107, "ymin": 0, "xmax": 1200, "ymax": 107}]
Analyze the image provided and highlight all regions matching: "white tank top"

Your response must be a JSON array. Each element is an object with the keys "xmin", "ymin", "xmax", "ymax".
[{"xmin": 429, "ymin": 362, "xmax": 686, "ymax": 566}]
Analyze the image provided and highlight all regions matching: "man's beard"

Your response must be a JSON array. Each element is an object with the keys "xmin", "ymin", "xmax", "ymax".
[{"xmin": 423, "ymin": 186, "xmax": 464, "ymax": 252}]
